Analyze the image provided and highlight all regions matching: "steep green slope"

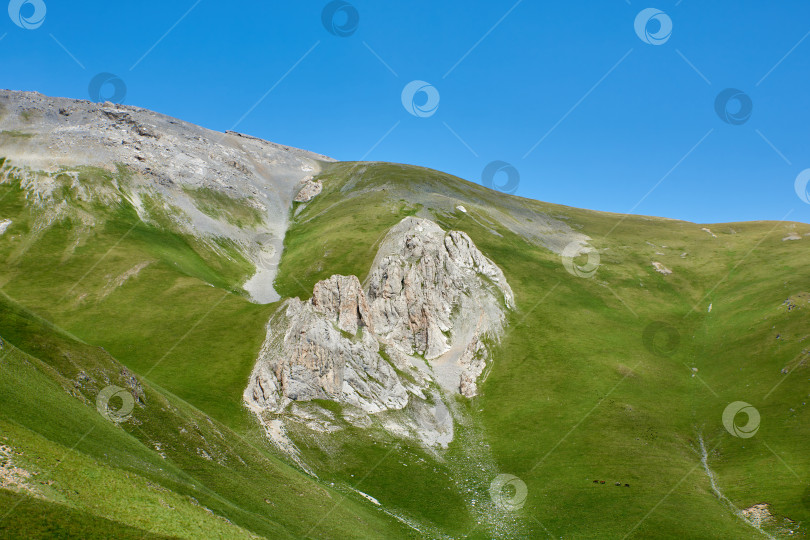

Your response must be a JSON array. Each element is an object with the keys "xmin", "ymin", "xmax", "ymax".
[
  {"xmin": 0, "ymin": 491, "xmax": 170, "ymax": 540},
  {"xmin": 0, "ymin": 160, "xmax": 267, "ymax": 426},
  {"xmin": 0, "ymin": 292, "xmax": 418, "ymax": 538}
]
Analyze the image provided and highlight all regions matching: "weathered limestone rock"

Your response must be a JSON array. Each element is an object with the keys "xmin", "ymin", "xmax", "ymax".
[
  {"xmin": 366, "ymin": 218, "xmax": 513, "ymax": 361},
  {"xmin": 310, "ymin": 275, "xmax": 373, "ymax": 335},
  {"xmin": 246, "ymin": 296, "xmax": 407, "ymax": 415},
  {"xmin": 245, "ymin": 217, "xmax": 514, "ymax": 453}
]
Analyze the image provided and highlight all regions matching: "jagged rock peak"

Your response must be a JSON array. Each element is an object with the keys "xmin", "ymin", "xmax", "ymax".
[{"xmin": 367, "ymin": 217, "xmax": 514, "ymax": 360}]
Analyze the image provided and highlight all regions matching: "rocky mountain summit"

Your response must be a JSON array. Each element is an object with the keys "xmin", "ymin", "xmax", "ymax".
[{"xmin": 244, "ymin": 217, "xmax": 513, "ymax": 455}]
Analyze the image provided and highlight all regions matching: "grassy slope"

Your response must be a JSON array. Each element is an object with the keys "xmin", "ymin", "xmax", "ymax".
[
  {"xmin": 0, "ymin": 153, "xmax": 808, "ymax": 538},
  {"xmin": 0, "ymin": 161, "xmax": 266, "ymax": 427},
  {"xmin": 182, "ymin": 186, "xmax": 264, "ymax": 229},
  {"xmin": 273, "ymin": 162, "xmax": 810, "ymax": 538},
  {"xmin": 0, "ymin": 490, "xmax": 171, "ymax": 540},
  {"xmin": 0, "ymin": 291, "xmax": 417, "ymax": 538}
]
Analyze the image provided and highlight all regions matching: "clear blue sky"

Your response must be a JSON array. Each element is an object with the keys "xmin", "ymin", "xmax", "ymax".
[{"xmin": 3, "ymin": 0, "xmax": 810, "ymax": 224}]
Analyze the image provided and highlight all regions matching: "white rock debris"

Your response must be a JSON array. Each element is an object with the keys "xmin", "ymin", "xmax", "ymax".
[
  {"xmin": 0, "ymin": 219, "xmax": 11, "ymax": 235},
  {"xmin": 742, "ymin": 504, "xmax": 773, "ymax": 528},
  {"xmin": 99, "ymin": 260, "xmax": 153, "ymax": 299},
  {"xmin": 245, "ymin": 217, "xmax": 513, "ymax": 455},
  {"xmin": 352, "ymin": 488, "xmax": 381, "ymax": 506},
  {"xmin": 0, "ymin": 444, "xmax": 36, "ymax": 496},
  {"xmin": 652, "ymin": 261, "xmax": 672, "ymax": 275},
  {"xmin": 294, "ymin": 177, "xmax": 323, "ymax": 202}
]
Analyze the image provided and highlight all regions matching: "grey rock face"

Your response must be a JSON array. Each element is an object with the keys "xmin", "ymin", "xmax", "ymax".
[
  {"xmin": 310, "ymin": 275, "xmax": 373, "ymax": 335},
  {"xmin": 245, "ymin": 217, "xmax": 513, "ymax": 452},
  {"xmin": 247, "ymin": 292, "xmax": 408, "ymax": 416},
  {"xmin": 367, "ymin": 218, "xmax": 514, "ymax": 361}
]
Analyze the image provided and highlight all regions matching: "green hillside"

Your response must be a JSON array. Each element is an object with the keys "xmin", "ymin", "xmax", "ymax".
[{"xmin": 1, "ymin": 156, "xmax": 808, "ymax": 538}]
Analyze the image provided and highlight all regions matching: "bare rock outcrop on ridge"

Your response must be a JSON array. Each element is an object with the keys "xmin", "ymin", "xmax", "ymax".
[
  {"xmin": 294, "ymin": 177, "xmax": 323, "ymax": 202},
  {"xmin": 245, "ymin": 217, "xmax": 513, "ymax": 453}
]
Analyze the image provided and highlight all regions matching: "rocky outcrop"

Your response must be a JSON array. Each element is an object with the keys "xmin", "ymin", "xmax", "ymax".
[
  {"xmin": 245, "ymin": 217, "xmax": 513, "ymax": 453},
  {"xmin": 255, "ymin": 295, "xmax": 408, "ymax": 414},
  {"xmin": 367, "ymin": 218, "xmax": 513, "ymax": 361},
  {"xmin": 310, "ymin": 275, "xmax": 373, "ymax": 335},
  {"xmin": 652, "ymin": 261, "xmax": 672, "ymax": 275},
  {"xmin": 294, "ymin": 177, "xmax": 323, "ymax": 202}
]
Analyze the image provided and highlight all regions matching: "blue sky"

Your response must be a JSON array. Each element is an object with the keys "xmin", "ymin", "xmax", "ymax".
[{"xmin": 3, "ymin": 0, "xmax": 810, "ymax": 224}]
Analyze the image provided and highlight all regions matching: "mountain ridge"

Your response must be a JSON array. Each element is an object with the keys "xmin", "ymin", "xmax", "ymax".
[{"xmin": 0, "ymin": 90, "xmax": 808, "ymax": 538}]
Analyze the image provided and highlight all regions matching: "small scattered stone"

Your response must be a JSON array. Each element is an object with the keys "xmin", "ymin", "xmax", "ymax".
[{"xmin": 652, "ymin": 261, "xmax": 672, "ymax": 275}]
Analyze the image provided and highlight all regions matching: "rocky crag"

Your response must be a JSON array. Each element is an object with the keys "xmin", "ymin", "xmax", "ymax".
[{"xmin": 244, "ymin": 217, "xmax": 514, "ymax": 457}]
